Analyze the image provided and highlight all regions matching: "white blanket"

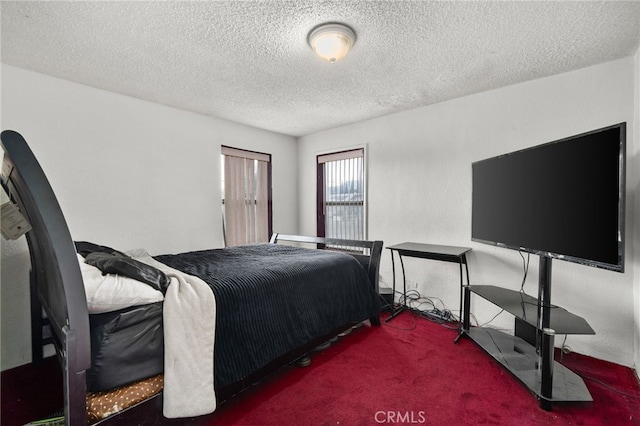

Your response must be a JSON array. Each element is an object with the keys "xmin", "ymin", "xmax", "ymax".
[{"xmin": 129, "ymin": 250, "xmax": 217, "ymax": 418}]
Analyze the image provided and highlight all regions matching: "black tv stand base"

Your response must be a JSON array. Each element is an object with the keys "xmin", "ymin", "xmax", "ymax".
[
  {"xmin": 462, "ymin": 327, "xmax": 592, "ymax": 407},
  {"xmin": 458, "ymin": 255, "xmax": 595, "ymax": 410}
]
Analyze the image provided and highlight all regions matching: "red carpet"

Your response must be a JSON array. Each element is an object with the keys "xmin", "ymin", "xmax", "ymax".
[
  {"xmin": 2, "ymin": 312, "xmax": 639, "ymax": 425},
  {"xmin": 209, "ymin": 312, "xmax": 640, "ymax": 425}
]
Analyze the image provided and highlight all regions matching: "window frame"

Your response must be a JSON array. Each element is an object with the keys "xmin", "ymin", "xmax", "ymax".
[{"xmin": 316, "ymin": 147, "xmax": 367, "ymax": 241}]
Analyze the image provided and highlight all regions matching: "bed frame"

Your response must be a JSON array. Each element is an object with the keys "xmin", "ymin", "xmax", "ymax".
[{"xmin": 1, "ymin": 130, "xmax": 383, "ymax": 425}]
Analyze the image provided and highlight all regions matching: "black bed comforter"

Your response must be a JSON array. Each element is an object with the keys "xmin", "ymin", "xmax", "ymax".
[{"xmin": 154, "ymin": 243, "xmax": 381, "ymax": 389}]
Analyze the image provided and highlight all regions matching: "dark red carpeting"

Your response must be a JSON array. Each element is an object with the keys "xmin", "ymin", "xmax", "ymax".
[
  {"xmin": 208, "ymin": 312, "xmax": 640, "ymax": 425},
  {"xmin": 3, "ymin": 312, "xmax": 640, "ymax": 425}
]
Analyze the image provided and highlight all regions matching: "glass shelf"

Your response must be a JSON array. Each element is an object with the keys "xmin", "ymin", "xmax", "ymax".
[{"xmin": 467, "ymin": 285, "xmax": 594, "ymax": 335}]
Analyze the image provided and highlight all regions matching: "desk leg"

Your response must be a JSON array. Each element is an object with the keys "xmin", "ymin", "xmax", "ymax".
[
  {"xmin": 390, "ymin": 249, "xmax": 397, "ymax": 307},
  {"xmin": 454, "ymin": 285, "xmax": 472, "ymax": 345},
  {"xmin": 386, "ymin": 251, "xmax": 409, "ymax": 323},
  {"xmin": 455, "ymin": 255, "xmax": 470, "ymax": 343}
]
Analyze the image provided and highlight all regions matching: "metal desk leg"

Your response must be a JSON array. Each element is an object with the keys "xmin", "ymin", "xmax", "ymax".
[
  {"xmin": 455, "ymin": 254, "xmax": 471, "ymax": 343},
  {"xmin": 386, "ymin": 251, "xmax": 409, "ymax": 323}
]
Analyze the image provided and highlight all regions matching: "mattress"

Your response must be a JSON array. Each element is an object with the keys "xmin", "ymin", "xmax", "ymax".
[{"xmin": 87, "ymin": 302, "xmax": 164, "ymax": 392}]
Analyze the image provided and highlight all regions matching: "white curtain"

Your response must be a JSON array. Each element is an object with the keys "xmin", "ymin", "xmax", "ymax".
[
  {"xmin": 255, "ymin": 160, "xmax": 269, "ymax": 242},
  {"xmin": 224, "ymin": 155, "xmax": 269, "ymax": 246}
]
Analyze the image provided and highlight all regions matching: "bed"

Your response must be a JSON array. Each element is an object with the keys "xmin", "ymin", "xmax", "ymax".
[{"xmin": 0, "ymin": 130, "xmax": 383, "ymax": 425}]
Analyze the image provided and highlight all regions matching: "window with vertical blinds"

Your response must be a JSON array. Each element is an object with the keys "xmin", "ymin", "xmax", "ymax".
[
  {"xmin": 317, "ymin": 148, "xmax": 365, "ymax": 242},
  {"xmin": 221, "ymin": 146, "xmax": 272, "ymax": 247}
]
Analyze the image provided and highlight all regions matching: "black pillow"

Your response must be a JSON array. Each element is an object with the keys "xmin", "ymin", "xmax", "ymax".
[
  {"xmin": 75, "ymin": 241, "xmax": 128, "ymax": 258},
  {"xmin": 84, "ymin": 252, "xmax": 170, "ymax": 294}
]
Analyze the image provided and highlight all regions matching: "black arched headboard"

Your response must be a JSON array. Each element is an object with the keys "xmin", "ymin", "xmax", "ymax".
[{"xmin": 1, "ymin": 130, "xmax": 89, "ymax": 425}]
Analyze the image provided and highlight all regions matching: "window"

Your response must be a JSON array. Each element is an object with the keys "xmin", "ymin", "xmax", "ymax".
[
  {"xmin": 317, "ymin": 148, "xmax": 365, "ymax": 241},
  {"xmin": 221, "ymin": 146, "xmax": 272, "ymax": 246}
]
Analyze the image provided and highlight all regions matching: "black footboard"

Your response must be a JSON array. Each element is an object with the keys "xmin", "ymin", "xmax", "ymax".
[{"xmin": 270, "ymin": 233, "xmax": 383, "ymax": 326}]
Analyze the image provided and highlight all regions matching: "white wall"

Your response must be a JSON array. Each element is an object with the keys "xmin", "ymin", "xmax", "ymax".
[
  {"xmin": 298, "ymin": 57, "xmax": 638, "ymax": 367},
  {"xmin": 0, "ymin": 65, "xmax": 298, "ymax": 370}
]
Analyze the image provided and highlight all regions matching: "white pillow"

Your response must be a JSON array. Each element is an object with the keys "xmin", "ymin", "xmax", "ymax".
[{"xmin": 77, "ymin": 254, "xmax": 164, "ymax": 314}]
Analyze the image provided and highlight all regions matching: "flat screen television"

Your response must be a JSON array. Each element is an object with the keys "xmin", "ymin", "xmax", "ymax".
[{"xmin": 472, "ymin": 122, "xmax": 626, "ymax": 273}]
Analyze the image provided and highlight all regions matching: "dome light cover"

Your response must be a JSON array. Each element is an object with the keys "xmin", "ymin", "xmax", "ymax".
[{"xmin": 308, "ymin": 23, "xmax": 356, "ymax": 63}]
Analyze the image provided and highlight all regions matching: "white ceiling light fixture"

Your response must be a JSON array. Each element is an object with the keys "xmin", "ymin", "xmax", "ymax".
[{"xmin": 308, "ymin": 23, "xmax": 356, "ymax": 64}]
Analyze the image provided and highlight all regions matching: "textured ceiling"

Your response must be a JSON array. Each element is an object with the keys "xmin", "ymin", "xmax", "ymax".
[{"xmin": 2, "ymin": 1, "xmax": 640, "ymax": 137}]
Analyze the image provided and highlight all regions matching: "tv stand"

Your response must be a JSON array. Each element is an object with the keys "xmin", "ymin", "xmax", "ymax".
[{"xmin": 458, "ymin": 255, "xmax": 595, "ymax": 410}]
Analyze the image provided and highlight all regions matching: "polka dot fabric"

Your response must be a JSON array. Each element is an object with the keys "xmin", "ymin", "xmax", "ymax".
[{"xmin": 86, "ymin": 374, "xmax": 163, "ymax": 423}]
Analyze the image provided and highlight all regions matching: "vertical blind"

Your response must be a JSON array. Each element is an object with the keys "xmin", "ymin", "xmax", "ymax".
[
  {"xmin": 222, "ymin": 146, "xmax": 270, "ymax": 247},
  {"xmin": 317, "ymin": 148, "xmax": 365, "ymax": 241}
]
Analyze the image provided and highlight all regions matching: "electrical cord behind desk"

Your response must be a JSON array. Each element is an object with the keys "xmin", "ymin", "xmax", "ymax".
[{"xmin": 395, "ymin": 289, "xmax": 459, "ymax": 330}]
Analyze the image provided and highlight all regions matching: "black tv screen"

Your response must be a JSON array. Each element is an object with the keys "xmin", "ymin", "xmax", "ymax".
[{"xmin": 472, "ymin": 123, "xmax": 626, "ymax": 272}]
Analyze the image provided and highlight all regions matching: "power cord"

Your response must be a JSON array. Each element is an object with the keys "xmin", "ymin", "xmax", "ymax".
[
  {"xmin": 556, "ymin": 336, "xmax": 640, "ymax": 400},
  {"xmin": 576, "ymin": 373, "xmax": 640, "ymax": 399},
  {"xmin": 478, "ymin": 309, "xmax": 505, "ymax": 327},
  {"xmin": 403, "ymin": 289, "xmax": 459, "ymax": 328},
  {"xmin": 519, "ymin": 250, "xmax": 530, "ymax": 293}
]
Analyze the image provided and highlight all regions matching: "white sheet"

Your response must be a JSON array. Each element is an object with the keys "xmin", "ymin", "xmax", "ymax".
[
  {"xmin": 77, "ymin": 253, "xmax": 164, "ymax": 314},
  {"xmin": 128, "ymin": 249, "xmax": 217, "ymax": 418}
]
